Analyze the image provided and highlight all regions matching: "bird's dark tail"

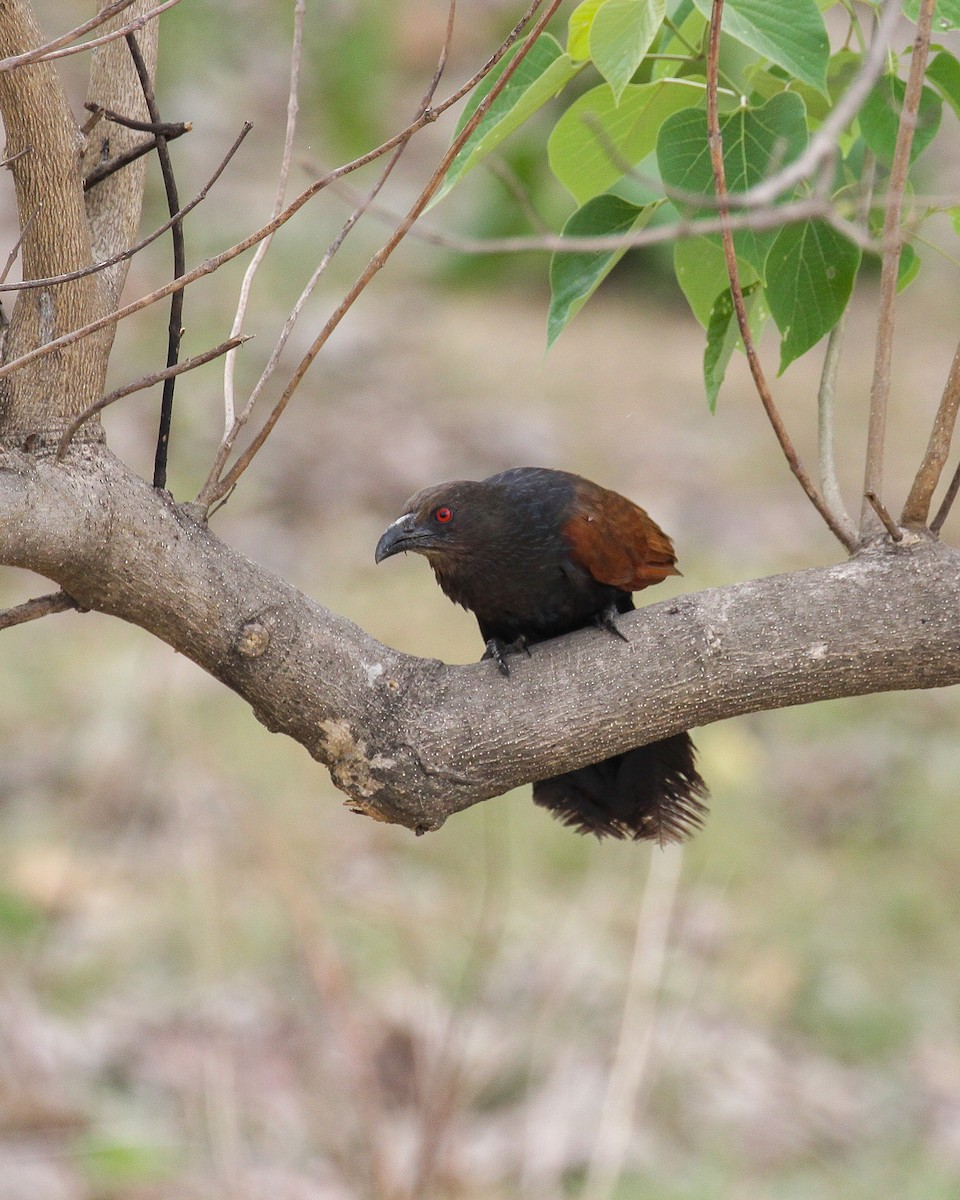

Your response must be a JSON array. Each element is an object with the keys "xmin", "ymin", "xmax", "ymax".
[{"xmin": 532, "ymin": 732, "xmax": 707, "ymax": 843}]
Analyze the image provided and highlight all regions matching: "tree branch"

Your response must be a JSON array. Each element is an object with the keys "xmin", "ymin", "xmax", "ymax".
[
  {"xmin": 705, "ymin": 0, "xmax": 856, "ymax": 552},
  {"xmin": 0, "ymin": 0, "xmax": 110, "ymax": 438},
  {"xmin": 1, "ymin": 449, "xmax": 957, "ymax": 834},
  {"xmin": 860, "ymin": 0, "xmax": 937, "ymax": 536},
  {"xmin": 901, "ymin": 334, "xmax": 960, "ymax": 528}
]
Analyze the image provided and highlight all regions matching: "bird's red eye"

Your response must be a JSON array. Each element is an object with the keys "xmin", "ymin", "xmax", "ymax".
[{"xmin": 434, "ymin": 506, "xmax": 453, "ymax": 524}]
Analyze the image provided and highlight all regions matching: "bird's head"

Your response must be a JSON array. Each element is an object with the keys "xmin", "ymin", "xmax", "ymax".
[{"xmin": 374, "ymin": 481, "xmax": 487, "ymax": 566}]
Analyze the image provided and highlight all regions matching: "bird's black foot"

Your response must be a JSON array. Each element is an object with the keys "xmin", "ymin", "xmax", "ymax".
[
  {"xmin": 595, "ymin": 604, "xmax": 629, "ymax": 642},
  {"xmin": 482, "ymin": 636, "xmax": 531, "ymax": 676}
]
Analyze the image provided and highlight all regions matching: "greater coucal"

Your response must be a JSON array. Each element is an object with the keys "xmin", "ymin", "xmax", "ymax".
[{"xmin": 375, "ymin": 467, "xmax": 707, "ymax": 842}]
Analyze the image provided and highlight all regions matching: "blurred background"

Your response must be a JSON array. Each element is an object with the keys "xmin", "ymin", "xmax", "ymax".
[{"xmin": 1, "ymin": 1, "xmax": 960, "ymax": 1197}]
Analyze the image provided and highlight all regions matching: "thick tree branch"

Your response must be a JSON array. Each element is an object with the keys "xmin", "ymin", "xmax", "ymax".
[
  {"xmin": 0, "ymin": 0, "xmax": 110, "ymax": 438},
  {"xmin": 1, "ymin": 449, "xmax": 957, "ymax": 835}
]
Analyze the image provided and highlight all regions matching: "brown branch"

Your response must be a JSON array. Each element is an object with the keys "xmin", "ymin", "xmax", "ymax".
[
  {"xmin": 864, "ymin": 491, "xmax": 903, "ymax": 541},
  {"xmin": 84, "ymin": 99, "xmax": 190, "ymax": 137},
  {"xmin": 0, "ymin": 590, "xmax": 79, "ymax": 631},
  {"xmin": 860, "ymin": 0, "xmax": 937, "ymax": 536},
  {"xmin": 2, "ymin": 121, "xmax": 250, "ymax": 292},
  {"xmin": 705, "ymin": 0, "xmax": 856, "ymax": 552},
  {"xmin": 56, "ymin": 336, "xmax": 249, "ymax": 459},
  {"xmin": 931, "ymin": 460, "xmax": 960, "ymax": 534},
  {"xmin": 901, "ymin": 335, "xmax": 960, "ymax": 527}
]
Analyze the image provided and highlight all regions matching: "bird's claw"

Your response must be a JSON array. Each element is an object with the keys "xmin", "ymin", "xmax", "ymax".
[
  {"xmin": 483, "ymin": 639, "xmax": 511, "ymax": 676},
  {"xmin": 482, "ymin": 636, "xmax": 531, "ymax": 676},
  {"xmin": 596, "ymin": 605, "xmax": 629, "ymax": 642}
]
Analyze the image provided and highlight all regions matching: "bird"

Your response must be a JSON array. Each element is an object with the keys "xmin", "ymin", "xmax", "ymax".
[{"xmin": 374, "ymin": 466, "xmax": 707, "ymax": 842}]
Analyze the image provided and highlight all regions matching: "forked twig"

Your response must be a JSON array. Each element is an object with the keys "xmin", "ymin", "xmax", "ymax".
[
  {"xmin": 705, "ymin": 0, "xmax": 856, "ymax": 551},
  {"xmin": 84, "ymin": 125, "xmax": 189, "ymax": 192},
  {"xmin": 860, "ymin": 0, "xmax": 937, "ymax": 535},
  {"xmin": 56, "ymin": 336, "xmax": 249, "ymax": 459}
]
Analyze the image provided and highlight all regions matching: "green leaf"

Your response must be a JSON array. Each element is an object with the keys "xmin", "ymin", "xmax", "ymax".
[
  {"xmin": 926, "ymin": 50, "xmax": 960, "ymax": 120},
  {"xmin": 657, "ymin": 92, "xmax": 809, "ymax": 273},
  {"xmin": 859, "ymin": 76, "xmax": 943, "ymax": 166},
  {"xmin": 549, "ymin": 79, "xmax": 704, "ymax": 203},
  {"xmin": 950, "ymin": 206, "xmax": 960, "ymax": 236},
  {"xmin": 651, "ymin": 4, "xmax": 706, "ymax": 80},
  {"xmin": 690, "ymin": 0, "xmax": 829, "ymax": 93},
  {"xmin": 673, "ymin": 235, "xmax": 759, "ymax": 326},
  {"xmin": 703, "ymin": 281, "xmax": 765, "ymax": 411},
  {"xmin": 547, "ymin": 195, "xmax": 656, "ymax": 346},
  {"xmin": 590, "ymin": 0, "xmax": 667, "ymax": 102},
  {"xmin": 897, "ymin": 242, "xmax": 920, "ymax": 293},
  {"xmin": 433, "ymin": 36, "xmax": 581, "ymax": 205},
  {"xmin": 904, "ymin": 0, "xmax": 960, "ymax": 30},
  {"xmin": 567, "ymin": 0, "xmax": 606, "ymax": 60},
  {"xmin": 765, "ymin": 220, "xmax": 861, "ymax": 372}
]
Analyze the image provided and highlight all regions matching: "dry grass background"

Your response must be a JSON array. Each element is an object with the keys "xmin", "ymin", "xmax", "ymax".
[{"xmin": 1, "ymin": 2, "xmax": 960, "ymax": 1197}]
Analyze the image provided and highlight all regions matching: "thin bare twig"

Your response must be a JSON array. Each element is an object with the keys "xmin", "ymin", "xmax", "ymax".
[
  {"xmin": 706, "ymin": 0, "xmax": 856, "ymax": 551},
  {"xmin": 0, "ymin": 591, "xmax": 79, "ymax": 631},
  {"xmin": 930, "ymin": 460, "xmax": 960, "ymax": 533},
  {"xmin": 198, "ymin": 0, "xmax": 563, "ymax": 507},
  {"xmin": 817, "ymin": 314, "xmax": 857, "ymax": 543},
  {"xmin": 0, "ymin": 207, "xmax": 38, "ymax": 285},
  {"xmin": 56, "ymin": 336, "xmax": 249, "ymax": 459},
  {"xmin": 0, "ymin": 0, "xmax": 137, "ymax": 72},
  {"xmin": 901, "ymin": 336, "xmax": 960, "ymax": 527},
  {"xmin": 2, "ymin": 122, "xmax": 251, "ymax": 293},
  {"xmin": 223, "ymin": 0, "xmax": 306, "ymax": 436},
  {"xmin": 864, "ymin": 491, "xmax": 903, "ymax": 541},
  {"xmin": 27, "ymin": 0, "xmax": 183, "ymax": 68},
  {"xmin": 860, "ymin": 0, "xmax": 937, "ymax": 536},
  {"xmin": 84, "ymin": 99, "xmax": 190, "ymax": 136},
  {"xmin": 212, "ymin": 0, "xmax": 459, "ymax": 487},
  {"xmin": 84, "ymin": 126, "xmax": 189, "ymax": 192},
  {"xmin": 125, "ymin": 31, "xmax": 185, "ymax": 490}
]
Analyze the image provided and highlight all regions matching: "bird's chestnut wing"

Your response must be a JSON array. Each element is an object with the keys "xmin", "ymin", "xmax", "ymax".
[{"xmin": 562, "ymin": 479, "xmax": 679, "ymax": 592}]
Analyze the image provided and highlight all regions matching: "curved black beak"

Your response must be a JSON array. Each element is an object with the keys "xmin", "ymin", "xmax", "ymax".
[{"xmin": 375, "ymin": 512, "xmax": 425, "ymax": 563}]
